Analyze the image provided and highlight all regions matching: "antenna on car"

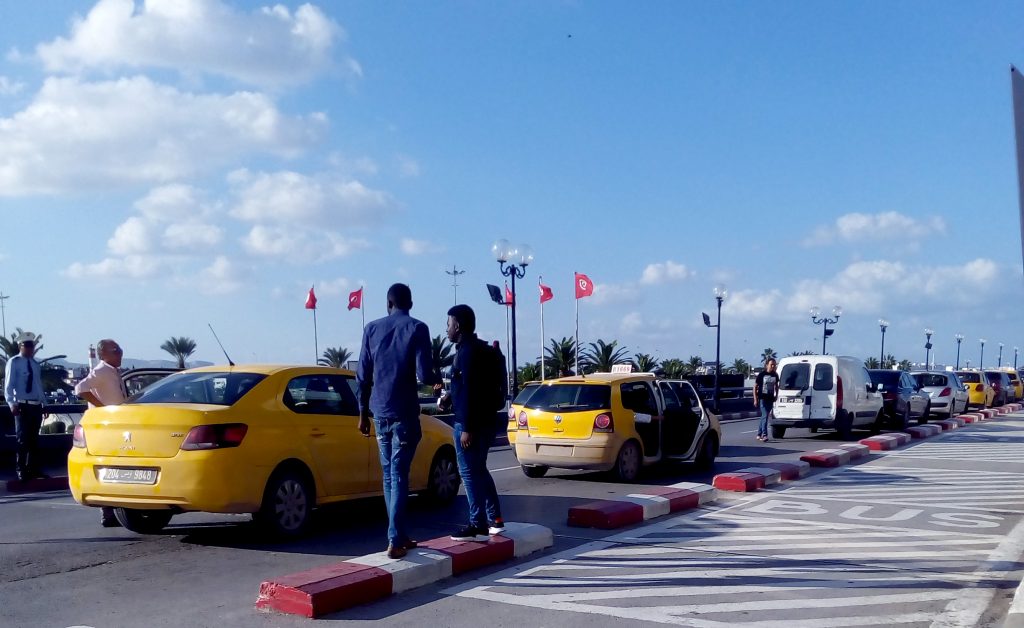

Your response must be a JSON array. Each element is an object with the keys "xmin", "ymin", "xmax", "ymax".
[{"xmin": 208, "ymin": 323, "xmax": 235, "ymax": 367}]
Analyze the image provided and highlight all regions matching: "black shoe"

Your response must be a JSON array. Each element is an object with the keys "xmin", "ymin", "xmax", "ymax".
[
  {"xmin": 101, "ymin": 516, "xmax": 121, "ymax": 528},
  {"xmin": 15, "ymin": 471, "xmax": 26, "ymax": 482},
  {"xmin": 386, "ymin": 544, "xmax": 408, "ymax": 559},
  {"xmin": 450, "ymin": 525, "xmax": 489, "ymax": 542},
  {"xmin": 35, "ymin": 472, "xmax": 51, "ymax": 480}
]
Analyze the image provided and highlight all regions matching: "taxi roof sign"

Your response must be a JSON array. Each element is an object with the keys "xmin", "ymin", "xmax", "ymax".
[{"xmin": 610, "ymin": 363, "xmax": 634, "ymax": 373}]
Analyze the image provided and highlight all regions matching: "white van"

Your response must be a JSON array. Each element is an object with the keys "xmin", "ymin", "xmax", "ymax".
[{"xmin": 771, "ymin": 355, "xmax": 884, "ymax": 440}]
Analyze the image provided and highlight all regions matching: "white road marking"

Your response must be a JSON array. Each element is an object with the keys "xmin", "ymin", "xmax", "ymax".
[{"xmin": 488, "ymin": 465, "xmax": 521, "ymax": 473}]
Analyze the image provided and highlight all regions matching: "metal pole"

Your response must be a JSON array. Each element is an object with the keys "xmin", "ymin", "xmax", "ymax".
[
  {"xmin": 509, "ymin": 271, "xmax": 518, "ymax": 398},
  {"xmin": 0, "ymin": 292, "xmax": 8, "ymax": 338},
  {"xmin": 822, "ymin": 320, "xmax": 828, "ymax": 355},
  {"xmin": 981, "ymin": 342, "xmax": 985, "ymax": 369},
  {"xmin": 956, "ymin": 340, "xmax": 961, "ymax": 370},
  {"xmin": 998, "ymin": 344, "xmax": 1003, "ymax": 367},
  {"xmin": 540, "ymin": 278, "xmax": 545, "ymax": 382},
  {"xmin": 713, "ymin": 296, "xmax": 722, "ymax": 413},
  {"xmin": 445, "ymin": 265, "xmax": 465, "ymax": 305},
  {"xmin": 880, "ymin": 327, "xmax": 886, "ymax": 365}
]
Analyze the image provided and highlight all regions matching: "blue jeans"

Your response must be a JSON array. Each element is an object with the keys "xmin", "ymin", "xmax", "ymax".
[
  {"xmin": 758, "ymin": 399, "xmax": 774, "ymax": 438},
  {"xmin": 454, "ymin": 423, "xmax": 501, "ymax": 527},
  {"xmin": 374, "ymin": 416, "xmax": 421, "ymax": 546}
]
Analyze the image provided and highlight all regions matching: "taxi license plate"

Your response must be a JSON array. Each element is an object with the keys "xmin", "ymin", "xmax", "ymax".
[
  {"xmin": 99, "ymin": 467, "xmax": 158, "ymax": 485},
  {"xmin": 781, "ymin": 396, "xmax": 802, "ymax": 404}
]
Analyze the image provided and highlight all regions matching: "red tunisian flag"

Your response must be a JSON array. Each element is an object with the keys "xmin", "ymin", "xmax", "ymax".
[
  {"xmin": 504, "ymin": 283, "xmax": 514, "ymax": 306},
  {"xmin": 539, "ymin": 282, "xmax": 553, "ymax": 303},
  {"xmin": 574, "ymin": 272, "xmax": 594, "ymax": 299},
  {"xmin": 347, "ymin": 287, "xmax": 363, "ymax": 311},
  {"xmin": 305, "ymin": 286, "xmax": 317, "ymax": 309}
]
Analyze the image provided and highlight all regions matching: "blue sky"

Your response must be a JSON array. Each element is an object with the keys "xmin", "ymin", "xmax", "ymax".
[{"xmin": 0, "ymin": 0, "xmax": 1022, "ymax": 370}]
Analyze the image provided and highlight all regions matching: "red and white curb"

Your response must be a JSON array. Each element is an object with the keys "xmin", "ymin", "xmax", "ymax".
[
  {"xmin": 255, "ymin": 522, "xmax": 552, "ymax": 618},
  {"xmin": 712, "ymin": 461, "xmax": 810, "ymax": 492},
  {"xmin": 567, "ymin": 481, "xmax": 716, "ymax": 529},
  {"xmin": 860, "ymin": 432, "xmax": 912, "ymax": 451},
  {"xmin": 906, "ymin": 423, "xmax": 943, "ymax": 439}
]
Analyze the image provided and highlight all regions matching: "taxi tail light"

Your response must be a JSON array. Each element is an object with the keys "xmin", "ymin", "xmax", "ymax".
[
  {"xmin": 939, "ymin": 387, "xmax": 951, "ymax": 397},
  {"xmin": 975, "ymin": 384, "xmax": 985, "ymax": 392},
  {"xmin": 72, "ymin": 424, "xmax": 86, "ymax": 448},
  {"xmin": 181, "ymin": 423, "xmax": 248, "ymax": 450},
  {"xmin": 882, "ymin": 391, "xmax": 897, "ymax": 401},
  {"xmin": 593, "ymin": 413, "xmax": 613, "ymax": 432},
  {"xmin": 517, "ymin": 411, "xmax": 528, "ymax": 429},
  {"xmin": 836, "ymin": 376, "xmax": 844, "ymax": 411}
]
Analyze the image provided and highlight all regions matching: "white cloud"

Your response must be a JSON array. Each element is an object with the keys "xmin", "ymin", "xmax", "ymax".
[
  {"xmin": 640, "ymin": 260, "xmax": 693, "ymax": 285},
  {"xmin": 197, "ymin": 255, "xmax": 243, "ymax": 294},
  {"xmin": 241, "ymin": 224, "xmax": 369, "ymax": 263},
  {"xmin": 0, "ymin": 76, "xmax": 324, "ymax": 196},
  {"xmin": 228, "ymin": 169, "xmax": 394, "ymax": 226},
  {"xmin": 804, "ymin": 211, "xmax": 946, "ymax": 247},
  {"xmin": 591, "ymin": 282, "xmax": 640, "ymax": 305},
  {"xmin": 135, "ymin": 183, "xmax": 213, "ymax": 222},
  {"xmin": 163, "ymin": 221, "xmax": 223, "ymax": 249},
  {"xmin": 0, "ymin": 76, "xmax": 24, "ymax": 96},
  {"xmin": 107, "ymin": 215, "xmax": 153, "ymax": 255},
  {"xmin": 35, "ymin": 0, "xmax": 349, "ymax": 88},
  {"xmin": 725, "ymin": 289, "xmax": 784, "ymax": 319},
  {"xmin": 319, "ymin": 276, "xmax": 357, "ymax": 296},
  {"xmin": 65, "ymin": 254, "xmax": 163, "ymax": 279},
  {"xmin": 400, "ymin": 237, "xmax": 443, "ymax": 256}
]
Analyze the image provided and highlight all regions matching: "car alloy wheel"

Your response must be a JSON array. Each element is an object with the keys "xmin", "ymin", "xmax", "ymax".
[
  {"xmin": 427, "ymin": 449, "xmax": 460, "ymax": 503},
  {"xmin": 113, "ymin": 507, "xmax": 174, "ymax": 534},
  {"xmin": 256, "ymin": 469, "xmax": 312, "ymax": 538},
  {"xmin": 614, "ymin": 440, "xmax": 641, "ymax": 483}
]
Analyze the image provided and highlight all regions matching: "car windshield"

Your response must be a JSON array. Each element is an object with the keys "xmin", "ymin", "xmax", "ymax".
[
  {"xmin": 913, "ymin": 373, "xmax": 948, "ymax": 388},
  {"xmin": 513, "ymin": 383, "xmax": 540, "ymax": 405},
  {"xmin": 128, "ymin": 372, "xmax": 266, "ymax": 406},
  {"xmin": 779, "ymin": 363, "xmax": 810, "ymax": 390},
  {"xmin": 957, "ymin": 372, "xmax": 981, "ymax": 383},
  {"xmin": 525, "ymin": 384, "xmax": 611, "ymax": 412}
]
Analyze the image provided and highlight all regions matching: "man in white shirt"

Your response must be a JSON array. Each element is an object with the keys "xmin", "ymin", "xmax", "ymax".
[{"xmin": 74, "ymin": 339, "xmax": 127, "ymax": 527}]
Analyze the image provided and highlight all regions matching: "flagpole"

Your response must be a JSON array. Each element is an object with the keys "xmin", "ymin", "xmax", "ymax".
[
  {"xmin": 540, "ymin": 276, "xmax": 545, "ymax": 382},
  {"xmin": 361, "ymin": 291, "xmax": 365, "ymax": 328},
  {"xmin": 313, "ymin": 306, "xmax": 319, "ymax": 364},
  {"xmin": 575, "ymin": 277, "xmax": 579, "ymax": 376}
]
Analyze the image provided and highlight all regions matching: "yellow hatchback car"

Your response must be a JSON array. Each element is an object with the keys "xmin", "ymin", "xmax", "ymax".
[
  {"xmin": 956, "ymin": 370, "xmax": 994, "ymax": 410},
  {"xmin": 69, "ymin": 365, "xmax": 459, "ymax": 537},
  {"xmin": 513, "ymin": 373, "xmax": 720, "ymax": 482}
]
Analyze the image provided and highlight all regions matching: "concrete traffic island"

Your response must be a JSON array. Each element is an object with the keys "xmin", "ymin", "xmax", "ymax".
[
  {"xmin": 567, "ymin": 482, "xmax": 717, "ymax": 529},
  {"xmin": 255, "ymin": 522, "xmax": 553, "ymax": 618}
]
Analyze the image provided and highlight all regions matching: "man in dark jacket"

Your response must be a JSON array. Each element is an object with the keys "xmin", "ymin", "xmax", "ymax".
[{"xmin": 441, "ymin": 304, "xmax": 506, "ymax": 541}]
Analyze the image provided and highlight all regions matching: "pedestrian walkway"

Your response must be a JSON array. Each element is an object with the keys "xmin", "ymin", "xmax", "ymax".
[{"xmin": 453, "ymin": 412, "xmax": 1024, "ymax": 626}]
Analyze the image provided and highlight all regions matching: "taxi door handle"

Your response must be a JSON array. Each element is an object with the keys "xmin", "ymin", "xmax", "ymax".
[{"xmin": 310, "ymin": 428, "xmax": 326, "ymax": 438}]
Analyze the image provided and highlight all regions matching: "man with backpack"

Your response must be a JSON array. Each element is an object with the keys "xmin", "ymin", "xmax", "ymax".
[{"xmin": 440, "ymin": 304, "xmax": 507, "ymax": 541}]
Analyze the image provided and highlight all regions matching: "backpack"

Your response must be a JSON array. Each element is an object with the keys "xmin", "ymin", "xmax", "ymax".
[{"xmin": 477, "ymin": 339, "xmax": 508, "ymax": 413}]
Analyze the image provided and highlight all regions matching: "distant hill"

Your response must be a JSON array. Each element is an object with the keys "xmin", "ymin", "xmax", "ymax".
[{"xmin": 50, "ymin": 357, "xmax": 214, "ymax": 370}]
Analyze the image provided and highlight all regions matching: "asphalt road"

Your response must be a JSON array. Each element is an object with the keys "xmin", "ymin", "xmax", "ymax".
[{"xmin": 3, "ymin": 413, "xmax": 1017, "ymax": 628}]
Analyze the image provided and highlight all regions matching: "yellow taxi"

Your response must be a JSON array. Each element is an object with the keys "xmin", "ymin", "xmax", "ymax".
[
  {"xmin": 513, "ymin": 372, "xmax": 720, "ymax": 482},
  {"xmin": 956, "ymin": 370, "xmax": 994, "ymax": 410},
  {"xmin": 69, "ymin": 365, "xmax": 459, "ymax": 537},
  {"xmin": 506, "ymin": 381, "xmax": 540, "ymax": 448}
]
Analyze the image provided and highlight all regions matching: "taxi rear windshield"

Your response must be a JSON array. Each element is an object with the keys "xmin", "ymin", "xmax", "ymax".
[
  {"xmin": 525, "ymin": 384, "xmax": 611, "ymax": 412},
  {"xmin": 958, "ymin": 372, "xmax": 981, "ymax": 383},
  {"xmin": 128, "ymin": 372, "xmax": 266, "ymax": 406}
]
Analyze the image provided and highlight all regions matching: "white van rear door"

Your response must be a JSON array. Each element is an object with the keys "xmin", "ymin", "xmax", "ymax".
[{"xmin": 807, "ymin": 362, "xmax": 836, "ymax": 420}]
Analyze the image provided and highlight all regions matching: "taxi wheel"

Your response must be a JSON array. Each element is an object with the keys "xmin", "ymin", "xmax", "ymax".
[
  {"xmin": 113, "ymin": 508, "xmax": 173, "ymax": 534},
  {"xmin": 612, "ymin": 440, "xmax": 641, "ymax": 483},
  {"xmin": 255, "ymin": 468, "xmax": 312, "ymax": 538},
  {"xmin": 522, "ymin": 464, "xmax": 548, "ymax": 478},
  {"xmin": 426, "ymin": 448, "xmax": 460, "ymax": 503},
  {"xmin": 694, "ymin": 433, "xmax": 717, "ymax": 470}
]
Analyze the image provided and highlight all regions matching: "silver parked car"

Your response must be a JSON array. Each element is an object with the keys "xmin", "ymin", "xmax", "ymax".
[{"xmin": 911, "ymin": 371, "xmax": 969, "ymax": 419}]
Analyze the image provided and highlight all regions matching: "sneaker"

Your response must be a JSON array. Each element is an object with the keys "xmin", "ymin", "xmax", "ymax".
[
  {"xmin": 488, "ymin": 519, "xmax": 505, "ymax": 535},
  {"xmin": 386, "ymin": 544, "xmax": 408, "ymax": 559},
  {"xmin": 450, "ymin": 525, "xmax": 489, "ymax": 542}
]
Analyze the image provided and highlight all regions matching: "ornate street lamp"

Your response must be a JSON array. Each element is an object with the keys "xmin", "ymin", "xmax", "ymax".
[
  {"xmin": 980, "ymin": 338, "xmax": 986, "ymax": 369},
  {"xmin": 810, "ymin": 305, "xmax": 842, "ymax": 354},
  {"xmin": 702, "ymin": 285, "xmax": 727, "ymax": 413},
  {"xmin": 492, "ymin": 239, "xmax": 533, "ymax": 397},
  {"xmin": 924, "ymin": 328, "xmax": 934, "ymax": 369},
  {"xmin": 878, "ymin": 319, "xmax": 888, "ymax": 366},
  {"xmin": 954, "ymin": 334, "xmax": 964, "ymax": 370}
]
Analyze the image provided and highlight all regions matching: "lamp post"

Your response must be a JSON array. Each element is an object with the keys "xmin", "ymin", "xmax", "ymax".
[
  {"xmin": 878, "ymin": 319, "xmax": 888, "ymax": 366},
  {"xmin": 810, "ymin": 305, "xmax": 842, "ymax": 354},
  {"xmin": 980, "ymin": 338, "xmax": 986, "ymax": 369},
  {"xmin": 1015, "ymin": 346, "xmax": 1019, "ymax": 370},
  {"xmin": 492, "ymin": 239, "xmax": 532, "ymax": 398},
  {"xmin": 954, "ymin": 334, "xmax": 964, "ymax": 370},
  {"xmin": 998, "ymin": 342, "xmax": 1004, "ymax": 367},
  {"xmin": 702, "ymin": 285, "xmax": 727, "ymax": 413},
  {"xmin": 924, "ymin": 328, "xmax": 933, "ymax": 370},
  {"xmin": 445, "ymin": 265, "xmax": 465, "ymax": 305}
]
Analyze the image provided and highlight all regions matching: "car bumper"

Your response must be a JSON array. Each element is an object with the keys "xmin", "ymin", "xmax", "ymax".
[
  {"xmin": 68, "ymin": 448, "xmax": 269, "ymax": 513},
  {"xmin": 514, "ymin": 432, "xmax": 620, "ymax": 471},
  {"xmin": 770, "ymin": 418, "xmax": 840, "ymax": 430}
]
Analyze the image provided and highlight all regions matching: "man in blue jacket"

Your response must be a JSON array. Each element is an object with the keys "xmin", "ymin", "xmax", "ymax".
[
  {"xmin": 357, "ymin": 284, "xmax": 440, "ymax": 558},
  {"xmin": 441, "ymin": 304, "xmax": 507, "ymax": 541}
]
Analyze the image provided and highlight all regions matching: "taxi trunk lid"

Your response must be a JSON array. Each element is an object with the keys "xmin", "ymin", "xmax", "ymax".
[{"xmin": 82, "ymin": 403, "xmax": 231, "ymax": 458}]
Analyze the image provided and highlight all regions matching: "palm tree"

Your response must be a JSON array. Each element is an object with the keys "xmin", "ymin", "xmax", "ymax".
[
  {"xmin": 161, "ymin": 336, "xmax": 197, "ymax": 369},
  {"xmin": 659, "ymin": 358, "xmax": 687, "ymax": 379},
  {"xmin": 790, "ymin": 349, "xmax": 815, "ymax": 356},
  {"xmin": 0, "ymin": 328, "xmax": 66, "ymax": 390},
  {"xmin": 686, "ymin": 355, "xmax": 704, "ymax": 375},
  {"xmin": 518, "ymin": 361, "xmax": 542, "ymax": 386},
  {"xmin": 760, "ymin": 348, "xmax": 778, "ymax": 363},
  {"xmin": 882, "ymin": 353, "xmax": 897, "ymax": 369},
  {"xmin": 730, "ymin": 358, "xmax": 751, "ymax": 376},
  {"xmin": 897, "ymin": 359, "xmax": 912, "ymax": 371},
  {"xmin": 580, "ymin": 339, "xmax": 630, "ymax": 374},
  {"xmin": 633, "ymin": 353, "xmax": 659, "ymax": 373},
  {"xmin": 864, "ymin": 357, "xmax": 880, "ymax": 369},
  {"xmin": 318, "ymin": 347, "xmax": 352, "ymax": 368},
  {"xmin": 431, "ymin": 335, "xmax": 455, "ymax": 378},
  {"xmin": 544, "ymin": 337, "xmax": 577, "ymax": 378}
]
